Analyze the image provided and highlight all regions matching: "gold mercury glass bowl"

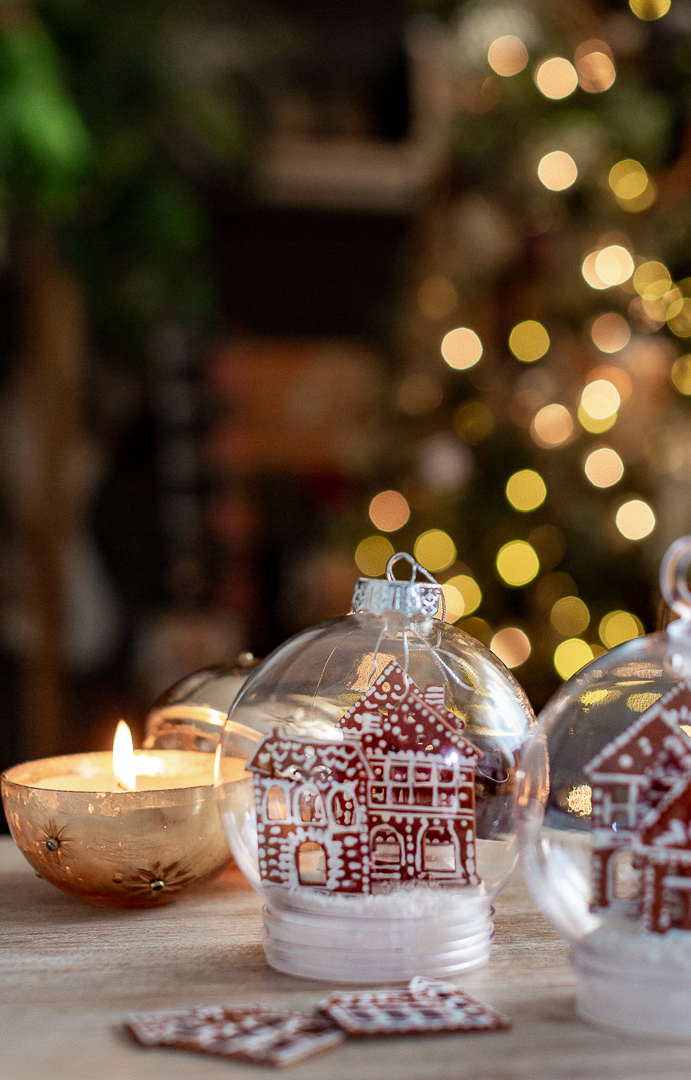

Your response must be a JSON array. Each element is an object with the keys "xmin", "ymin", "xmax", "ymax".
[{"xmin": 1, "ymin": 750, "xmax": 247, "ymax": 909}]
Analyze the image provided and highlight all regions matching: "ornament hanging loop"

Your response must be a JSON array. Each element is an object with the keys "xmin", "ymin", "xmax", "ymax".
[
  {"xmin": 386, "ymin": 552, "xmax": 437, "ymax": 586},
  {"xmin": 661, "ymin": 535, "xmax": 691, "ymax": 625}
]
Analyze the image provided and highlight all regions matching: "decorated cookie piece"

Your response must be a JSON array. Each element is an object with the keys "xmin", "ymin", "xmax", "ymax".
[{"xmin": 126, "ymin": 1005, "xmax": 346, "ymax": 1066}]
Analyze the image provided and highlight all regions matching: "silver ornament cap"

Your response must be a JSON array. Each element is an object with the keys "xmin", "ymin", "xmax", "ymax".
[{"xmin": 351, "ymin": 552, "xmax": 443, "ymax": 620}]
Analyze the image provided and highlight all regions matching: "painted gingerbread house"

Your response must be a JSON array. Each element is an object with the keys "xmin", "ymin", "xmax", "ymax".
[
  {"xmin": 634, "ymin": 776, "xmax": 691, "ymax": 933},
  {"xmin": 584, "ymin": 680, "xmax": 691, "ymax": 912},
  {"xmin": 247, "ymin": 661, "xmax": 482, "ymax": 894}
]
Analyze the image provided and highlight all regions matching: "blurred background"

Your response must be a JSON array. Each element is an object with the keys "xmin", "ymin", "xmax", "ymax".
[{"xmin": 0, "ymin": 0, "xmax": 689, "ymax": 823}]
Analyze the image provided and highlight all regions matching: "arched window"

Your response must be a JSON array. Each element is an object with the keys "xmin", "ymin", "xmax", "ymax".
[
  {"xmin": 371, "ymin": 827, "xmax": 402, "ymax": 867},
  {"xmin": 331, "ymin": 788, "xmax": 355, "ymax": 827},
  {"xmin": 297, "ymin": 841, "xmax": 326, "ymax": 885},
  {"xmin": 266, "ymin": 785, "xmax": 287, "ymax": 821},
  {"xmin": 298, "ymin": 786, "xmax": 325, "ymax": 823},
  {"xmin": 422, "ymin": 824, "xmax": 456, "ymax": 872}
]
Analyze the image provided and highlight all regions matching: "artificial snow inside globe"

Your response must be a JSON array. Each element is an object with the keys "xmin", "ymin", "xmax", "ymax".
[
  {"xmin": 519, "ymin": 536, "xmax": 691, "ymax": 1038},
  {"xmin": 216, "ymin": 553, "xmax": 536, "ymax": 982}
]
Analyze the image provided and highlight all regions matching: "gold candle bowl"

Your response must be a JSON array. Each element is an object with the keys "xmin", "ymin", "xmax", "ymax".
[{"xmin": 1, "ymin": 750, "xmax": 243, "ymax": 908}]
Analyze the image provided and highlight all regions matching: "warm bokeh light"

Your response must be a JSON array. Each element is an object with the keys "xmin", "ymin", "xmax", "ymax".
[
  {"xmin": 594, "ymin": 245, "xmax": 634, "ymax": 286},
  {"xmin": 609, "ymin": 159, "xmax": 648, "ymax": 200},
  {"xmin": 537, "ymin": 150, "xmax": 578, "ymax": 191},
  {"xmin": 550, "ymin": 596, "xmax": 590, "ymax": 636},
  {"xmin": 445, "ymin": 574, "xmax": 482, "ymax": 616},
  {"xmin": 414, "ymin": 529, "xmax": 456, "ymax": 572},
  {"xmin": 506, "ymin": 469, "xmax": 547, "ymax": 512},
  {"xmin": 459, "ymin": 616, "xmax": 492, "ymax": 646},
  {"xmin": 453, "ymin": 400, "xmax": 495, "ymax": 444},
  {"xmin": 599, "ymin": 609, "xmax": 645, "ymax": 647},
  {"xmin": 590, "ymin": 312, "xmax": 631, "ymax": 353},
  {"xmin": 576, "ymin": 45, "xmax": 616, "ymax": 92},
  {"xmin": 577, "ymin": 405, "xmax": 616, "ymax": 434},
  {"xmin": 582, "ymin": 251, "xmax": 609, "ymax": 290},
  {"xmin": 554, "ymin": 638, "xmax": 594, "ymax": 679},
  {"xmin": 534, "ymin": 57, "xmax": 578, "ymax": 99},
  {"xmin": 508, "ymin": 319, "xmax": 550, "ymax": 362},
  {"xmin": 633, "ymin": 260, "xmax": 671, "ymax": 298},
  {"xmin": 417, "ymin": 275, "xmax": 458, "ymax": 319},
  {"xmin": 368, "ymin": 490, "xmax": 410, "ymax": 532},
  {"xmin": 587, "ymin": 365, "xmax": 633, "ymax": 402},
  {"xmin": 671, "ymin": 355, "xmax": 691, "ymax": 394},
  {"xmin": 355, "ymin": 535, "xmax": 395, "ymax": 576},
  {"xmin": 536, "ymin": 570, "xmax": 578, "ymax": 610},
  {"xmin": 397, "ymin": 373, "xmax": 443, "ymax": 415},
  {"xmin": 584, "ymin": 447, "xmax": 624, "ymax": 488},
  {"xmin": 580, "ymin": 379, "xmax": 620, "ymax": 420},
  {"xmin": 440, "ymin": 583, "xmax": 464, "ymax": 623},
  {"xmin": 629, "ymin": 0, "xmax": 671, "ymax": 19},
  {"xmin": 441, "ymin": 327, "xmax": 483, "ymax": 370},
  {"xmin": 615, "ymin": 499, "xmax": 656, "ymax": 540},
  {"xmin": 491, "ymin": 627, "xmax": 531, "ymax": 668},
  {"xmin": 496, "ymin": 540, "xmax": 540, "ymax": 587},
  {"xmin": 668, "ymin": 298, "xmax": 691, "ymax": 337},
  {"xmin": 487, "ymin": 35, "xmax": 529, "ymax": 76},
  {"xmin": 531, "ymin": 403, "xmax": 574, "ymax": 447}
]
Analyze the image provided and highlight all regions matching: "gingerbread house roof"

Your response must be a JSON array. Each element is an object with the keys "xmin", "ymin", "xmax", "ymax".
[
  {"xmin": 637, "ymin": 773, "xmax": 691, "ymax": 849},
  {"xmin": 338, "ymin": 661, "xmax": 479, "ymax": 760},
  {"xmin": 584, "ymin": 708, "xmax": 691, "ymax": 780},
  {"xmin": 247, "ymin": 728, "xmax": 370, "ymax": 783}
]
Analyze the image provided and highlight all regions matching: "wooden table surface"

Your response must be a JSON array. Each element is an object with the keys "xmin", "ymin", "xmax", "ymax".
[{"xmin": 1, "ymin": 835, "xmax": 690, "ymax": 1080}]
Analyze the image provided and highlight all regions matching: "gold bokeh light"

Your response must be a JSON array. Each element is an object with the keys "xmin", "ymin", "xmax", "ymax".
[
  {"xmin": 414, "ymin": 529, "xmax": 456, "ymax": 572},
  {"xmin": 440, "ymin": 583, "xmax": 464, "ymax": 623},
  {"xmin": 531, "ymin": 403, "xmax": 574, "ymax": 447},
  {"xmin": 578, "ymin": 405, "xmax": 616, "ymax": 434},
  {"xmin": 488, "ymin": 35, "xmax": 529, "ymax": 77},
  {"xmin": 590, "ymin": 312, "xmax": 631, "ymax": 353},
  {"xmin": 537, "ymin": 150, "xmax": 578, "ymax": 191},
  {"xmin": 445, "ymin": 574, "xmax": 482, "ymax": 616},
  {"xmin": 551, "ymin": 596, "xmax": 590, "ymax": 636},
  {"xmin": 633, "ymin": 260, "xmax": 671, "ymax": 298},
  {"xmin": 629, "ymin": 0, "xmax": 671, "ymax": 19},
  {"xmin": 554, "ymin": 638, "xmax": 594, "ymax": 679},
  {"xmin": 368, "ymin": 490, "xmax": 410, "ymax": 533},
  {"xmin": 441, "ymin": 327, "xmax": 483, "ymax": 370},
  {"xmin": 534, "ymin": 57, "xmax": 578, "ymax": 99},
  {"xmin": 600, "ymin": 609, "xmax": 644, "ymax": 647},
  {"xmin": 506, "ymin": 469, "xmax": 547, "ymax": 512},
  {"xmin": 671, "ymin": 355, "xmax": 691, "ymax": 395},
  {"xmin": 496, "ymin": 540, "xmax": 540, "ymax": 587},
  {"xmin": 609, "ymin": 159, "xmax": 650, "ymax": 206},
  {"xmin": 584, "ymin": 446, "xmax": 624, "ymax": 488},
  {"xmin": 582, "ymin": 251, "xmax": 609, "ymax": 290},
  {"xmin": 453, "ymin": 401, "xmax": 495, "ymax": 444},
  {"xmin": 355, "ymin": 535, "xmax": 394, "ymax": 577},
  {"xmin": 490, "ymin": 627, "xmax": 531, "ymax": 668},
  {"xmin": 615, "ymin": 499, "xmax": 656, "ymax": 540},
  {"xmin": 509, "ymin": 319, "xmax": 550, "ymax": 362}
]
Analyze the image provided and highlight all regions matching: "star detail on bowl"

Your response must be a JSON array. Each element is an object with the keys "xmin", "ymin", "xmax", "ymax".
[
  {"xmin": 40, "ymin": 821, "xmax": 70, "ymax": 860},
  {"xmin": 121, "ymin": 860, "xmax": 196, "ymax": 897}
]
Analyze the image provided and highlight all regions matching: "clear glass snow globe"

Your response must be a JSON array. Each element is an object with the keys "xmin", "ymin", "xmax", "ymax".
[
  {"xmin": 143, "ymin": 656, "xmax": 259, "ymax": 753},
  {"xmin": 216, "ymin": 553, "xmax": 536, "ymax": 982},
  {"xmin": 519, "ymin": 535, "xmax": 691, "ymax": 1037}
]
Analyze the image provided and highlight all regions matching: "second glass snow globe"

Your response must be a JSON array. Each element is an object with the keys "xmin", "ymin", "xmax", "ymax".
[
  {"xmin": 216, "ymin": 553, "xmax": 536, "ymax": 982},
  {"xmin": 520, "ymin": 536, "xmax": 691, "ymax": 1037}
]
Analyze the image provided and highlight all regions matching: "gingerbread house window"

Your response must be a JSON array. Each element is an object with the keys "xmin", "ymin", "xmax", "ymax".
[
  {"xmin": 392, "ymin": 786, "xmax": 409, "ymax": 804},
  {"xmin": 330, "ymin": 788, "xmax": 355, "ymax": 826},
  {"xmin": 266, "ymin": 785, "xmax": 288, "ymax": 821},
  {"xmin": 297, "ymin": 841, "xmax": 326, "ymax": 885},
  {"xmin": 611, "ymin": 810, "xmax": 628, "ymax": 828},
  {"xmin": 371, "ymin": 827, "xmax": 402, "ymax": 866},
  {"xmin": 297, "ymin": 786, "xmax": 325, "ymax": 823},
  {"xmin": 438, "ymin": 768, "xmax": 454, "ymax": 784},
  {"xmin": 390, "ymin": 764, "xmax": 409, "ymax": 783},
  {"xmin": 612, "ymin": 785, "xmax": 629, "ymax": 804},
  {"xmin": 414, "ymin": 787, "xmax": 433, "ymax": 806},
  {"xmin": 414, "ymin": 766, "xmax": 432, "ymax": 782},
  {"xmin": 370, "ymin": 785, "xmax": 385, "ymax": 803},
  {"xmin": 422, "ymin": 824, "xmax": 456, "ymax": 872}
]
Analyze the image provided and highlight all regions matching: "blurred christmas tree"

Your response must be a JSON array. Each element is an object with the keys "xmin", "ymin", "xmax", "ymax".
[{"xmin": 351, "ymin": 0, "xmax": 691, "ymax": 708}]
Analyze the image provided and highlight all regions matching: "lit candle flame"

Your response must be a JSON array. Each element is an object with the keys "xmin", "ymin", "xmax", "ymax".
[{"xmin": 113, "ymin": 720, "xmax": 136, "ymax": 791}]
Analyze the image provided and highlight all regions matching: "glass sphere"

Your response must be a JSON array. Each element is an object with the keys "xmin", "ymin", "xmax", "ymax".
[
  {"xmin": 519, "ymin": 536, "xmax": 691, "ymax": 1037},
  {"xmin": 143, "ymin": 656, "xmax": 259, "ymax": 753},
  {"xmin": 217, "ymin": 555, "xmax": 536, "ymax": 982}
]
